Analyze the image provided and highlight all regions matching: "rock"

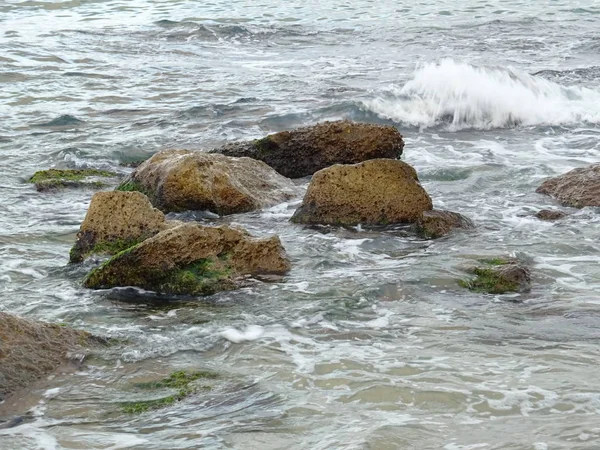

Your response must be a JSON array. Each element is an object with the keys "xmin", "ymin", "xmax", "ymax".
[
  {"xmin": 0, "ymin": 313, "xmax": 101, "ymax": 401},
  {"xmin": 536, "ymin": 164, "xmax": 600, "ymax": 208},
  {"xmin": 84, "ymin": 222, "xmax": 290, "ymax": 295},
  {"xmin": 535, "ymin": 209, "xmax": 568, "ymax": 221},
  {"xmin": 413, "ymin": 209, "xmax": 474, "ymax": 239},
  {"xmin": 122, "ymin": 150, "xmax": 301, "ymax": 214},
  {"xmin": 28, "ymin": 168, "xmax": 119, "ymax": 192},
  {"xmin": 213, "ymin": 120, "xmax": 405, "ymax": 178},
  {"xmin": 69, "ymin": 191, "xmax": 170, "ymax": 263},
  {"xmin": 290, "ymin": 159, "xmax": 432, "ymax": 226},
  {"xmin": 459, "ymin": 259, "xmax": 531, "ymax": 294}
]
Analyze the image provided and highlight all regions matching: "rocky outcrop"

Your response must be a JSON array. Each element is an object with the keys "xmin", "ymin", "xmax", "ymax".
[
  {"xmin": 535, "ymin": 209, "xmax": 567, "ymax": 221},
  {"xmin": 213, "ymin": 120, "xmax": 405, "ymax": 178},
  {"xmin": 122, "ymin": 150, "xmax": 301, "ymax": 214},
  {"xmin": 460, "ymin": 258, "xmax": 531, "ymax": 294},
  {"xmin": 28, "ymin": 168, "xmax": 119, "ymax": 192},
  {"xmin": 70, "ymin": 191, "xmax": 170, "ymax": 263},
  {"xmin": 0, "ymin": 313, "xmax": 101, "ymax": 401},
  {"xmin": 84, "ymin": 223, "xmax": 290, "ymax": 295},
  {"xmin": 290, "ymin": 159, "xmax": 432, "ymax": 226},
  {"xmin": 413, "ymin": 210, "xmax": 474, "ymax": 239},
  {"xmin": 536, "ymin": 164, "xmax": 600, "ymax": 208}
]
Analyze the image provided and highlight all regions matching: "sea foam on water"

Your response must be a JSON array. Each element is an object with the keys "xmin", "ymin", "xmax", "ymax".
[{"xmin": 364, "ymin": 59, "xmax": 600, "ymax": 130}]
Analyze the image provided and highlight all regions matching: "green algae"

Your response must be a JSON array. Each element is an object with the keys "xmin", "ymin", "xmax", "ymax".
[
  {"xmin": 121, "ymin": 370, "xmax": 217, "ymax": 414},
  {"xmin": 84, "ymin": 254, "xmax": 234, "ymax": 296},
  {"xmin": 29, "ymin": 169, "xmax": 117, "ymax": 191},
  {"xmin": 458, "ymin": 267, "xmax": 520, "ymax": 294}
]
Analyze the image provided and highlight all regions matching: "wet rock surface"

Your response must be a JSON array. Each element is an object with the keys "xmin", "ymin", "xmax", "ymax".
[
  {"xmin": 69, "ymin": 191, "xmax": 169, "ymax": 263},
  {"xmin": 536, "ymin": 164, "xmax": 600, "ymax": 208},
  {"xmin": 413, "ymin": 209, "xmax": 474, "ymax": 239},
  {"xmin": 0, "ymin": 313, "xmax": 101, "ymax": 401},
  {"xmin": 84, "ymin": 222, "xmax": 291, "ymax": 295},
  {"xmin": 291, "ymin": 159, "xmax": 432, "ymax": 226},
  {"xmin": 124, "ymin": 150, "xmax": 301, "ymax": 214},
  {"xmin": 460, "ymin": 259, "xmax": 531, "ymax": 294},
  {"xmin": 535, "ymin": 209, "xmax": 568, "ymax": 221},
  {"xmin": 213, "ymin": 120, "xmax": 405, "ymax": 178},
  {"xmin": 28, "ymin": 168, "xmax": 119, "ymax": 192}
]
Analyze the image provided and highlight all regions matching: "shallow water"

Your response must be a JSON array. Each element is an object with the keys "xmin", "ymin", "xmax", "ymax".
[{"xmin": 1, "ymin": 1, "xmax": 600, "ymax": 449}]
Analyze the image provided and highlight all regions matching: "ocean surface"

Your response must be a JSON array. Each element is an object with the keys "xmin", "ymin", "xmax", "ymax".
[{"xmin": 1, "ymin": 1, "xmax": 600, "ymax": 449}]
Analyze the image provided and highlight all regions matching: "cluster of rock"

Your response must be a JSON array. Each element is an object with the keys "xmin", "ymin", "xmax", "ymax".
[{"xmin": 65, "ymin": 120, "xmax": 476, "ymax": 298}]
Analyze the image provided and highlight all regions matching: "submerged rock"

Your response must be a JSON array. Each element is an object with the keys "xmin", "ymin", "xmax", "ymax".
[
  {"xmin": 28, "ymin": 168, "xmax": 118, "ymax": 192},
  {"xmin": 459, "ymin": 258, "xmax": 531, "ymax": 294},
  {"xmin": 536, "ymin": 164, "xmax": 600, "ymax": 208},
  {"xmin": 413, "ymin": 209, "xmax": 474, "ymax": 239},
  {"xmin": 291, "ymin": 159, "xmax": 432, "ymax": 226},
  {"xmin": 84, "ymin": 222, "xmax": 290, "ymax": 295},
  {"xmin": 122, "ymin": 150, "xmax": 300, "ymax": 214},
  {"xmin": 535, "ymin": 209, "xmax": 568, "ymax": 221},
  {"xmin": 0, "ymin": 313, "xmax": 101, "ymax": 401},
  {"xmin": 213, "ymin": 120, "xmax": 405, "ymax": 178},
  {"xmin": 70, "ymin": 191, "xmax": 170, "ymax": 263}
]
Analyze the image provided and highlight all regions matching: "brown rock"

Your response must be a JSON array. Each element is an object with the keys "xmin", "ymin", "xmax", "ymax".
[
  {"xmin": 213, "ymin": 120, "xmax": 405, "ymax": 178},
  {"xmin": 413, "ymin": 209, "xmax": 474, "ymax": 239},
  {"xmin": 536, "ymin": 164, "xmax": 600, "ymax": 208},
  {"xmin": 127, "ymin": 150, "xmax": 301, "ymax": 214},
  {"xmin": 84, "ymin": 222, "xmax": 291, "ymax": 295},
  {"xmin": 290, "ymin": 159, "xmax": 432, "ymax": 226},
  {"xmin": 535, "ymin": 209, "xmax": 568, "ymax": 221},
  {"xmin": 0, "ymin": 313, "xmax": 101, "ymax": 401},
  {"xmin": 69, "ymin": 191, "xmax": 168, "ymax": 263}
]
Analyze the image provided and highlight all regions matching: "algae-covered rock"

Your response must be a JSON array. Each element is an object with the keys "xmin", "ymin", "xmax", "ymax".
[
  {"xmin": 214, "ymin": 120, "xmax": 405, "ymax": 178},
  {"xmin": 0, "ymin": 313, "xmax": 101, "ymax": 401},
  {"xmin": 413, "ymin": 209, "xmax": 474, "ymax": 239},
  {"xmin": 70, "ymin": 191, "xmax": 170, "ymax": 263},
  {"xmin": 125, "ymin": 150, "xmax": 301, "ymax": 214},
  {"xmin": 536, "ymin": 164, "xmax": 600, "ymax": 208},
  {"xmin": 84, "ymin": 222, "xmax": 290, "ymax": 295},
  {"xmin": 459, "ymin": 259, "xmax": 531, "ymax": 294},
  {"xmin": 535, "ymin": 209, "xmax": 568, "ymax": 221},
  {"xmin": 291, "ymin": 159, "xmax": 432, "ymax": 226},
  {"xmin": 28, "ymin": 168, "xmax": 118, "ymax": 192}
]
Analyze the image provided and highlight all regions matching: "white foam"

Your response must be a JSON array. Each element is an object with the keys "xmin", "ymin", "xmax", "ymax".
[
  {"xmin": 364, "ymin": 59, "xmax": 600, "ymax": 130},
  {"xmin": 221, "ymin": 324, "xmax": 265, "ymax": 343}
]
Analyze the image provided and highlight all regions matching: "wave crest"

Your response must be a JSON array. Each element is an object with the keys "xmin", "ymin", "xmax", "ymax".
[{"xmin": 362, "ymin": 59, "xmax": 600, "ymax": 130}]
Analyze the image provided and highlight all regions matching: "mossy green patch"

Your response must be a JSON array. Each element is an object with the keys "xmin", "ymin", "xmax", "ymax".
[
  {"xmin": 84, "ymin": 254, "xmax": 235, "ymax": 296},
  {"xmin": 29, "ymin": 169, "xmax": 117, "ymax": 191},
  {"xmin": 121, "ymin": 370, "xmax": 216, "ymax": 414},
  {"xmin": 477, "ymin": 257, "xmax": 512, "ymax": 266}
]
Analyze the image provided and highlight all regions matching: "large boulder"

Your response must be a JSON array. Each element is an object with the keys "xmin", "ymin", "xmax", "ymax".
[
  {"xmin": 413, "ymin": 209, "xmax": 474, "ymax": 239},
  {"xmin": 122, "ymin": 150, "xmax": 301, "ymax": 214},
  {"xmin": 290, "ymin": 159, "xmax": 432, "ymax": 226},
  {"xmin": 70, "ymin": 191, "xmax": 169, "ymax": 263},
  {"xmin": 0, "ymin": 313, "xmax": 101, "ymax": 401},
  {"xmin": 84, "ymin": 222, "xmax": 291, "ymax": 295},
  {"xmin": 536, "ymin": 164, "xmax": 600, "ymax": 208},
  {"xmin": 213, "ymin": 120, "xmax": 405, "ymax": 178}
]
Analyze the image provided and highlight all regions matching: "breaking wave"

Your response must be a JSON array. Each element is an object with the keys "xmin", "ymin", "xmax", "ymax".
[{"xmin": 363, "ymin": 59, "xmax": 600, "ymax": 130}]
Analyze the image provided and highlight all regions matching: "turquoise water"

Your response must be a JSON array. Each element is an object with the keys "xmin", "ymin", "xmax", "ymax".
[{"xmin": 1, "ymin": 1, "xmax": 600, "ymax": 448}]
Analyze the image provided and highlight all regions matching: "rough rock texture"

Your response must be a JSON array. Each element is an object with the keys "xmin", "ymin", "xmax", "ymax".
[
  {"xmin": 290, "ymin": 159, "xmax": 432, "ymax": 226},
  {"xmin": 535, "ymin": 209, "xmax": 568, "ymax": 221},
  {"xmin": 84, "ymin": 222, "xmax": 291, "ymax": 295},
  {"xmin": 413, "ymin": 210, "xmax": 474, "ymax": 239},
  {"xmin": 536, "ymin": 164, "xmax": 600, "ymax": 208},
  {"xmin": 70, "ymin": 191, "xmax": 169, "ymax": 263},
  {"xmin": 460, "ymin": 259, "xmax": 531, "ymax": 294},
  {"xmin": 0, "ymin": 313, "xmax": 101, "ymax": 401},
  {"xmin": 213, "ymin": 120, "xmax": 405, "ymax": 178},
  {"xmin": 28, "ymin": 168, "xmax": 119, "ymax": 192},
  {"xmin": 125, "ymin": 150, "xmax": 301, "ymax": 214}
]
